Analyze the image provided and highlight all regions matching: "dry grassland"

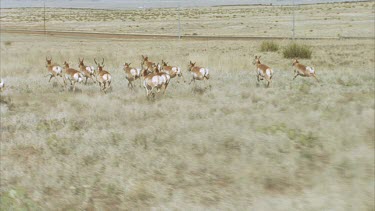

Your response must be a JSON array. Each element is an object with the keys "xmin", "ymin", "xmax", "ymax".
[
  {"xmin": 0, "ymin": 1, "xmax": 374, "ymax": 210},
  {"xmin": 1, "ymin": 1, "xmax": 374, "ymax": 38}
]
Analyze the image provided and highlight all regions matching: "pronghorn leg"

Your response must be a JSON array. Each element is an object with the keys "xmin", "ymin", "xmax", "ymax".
[
  {"xmin": 145, "ymin": 87, "xmax": 150, "ymax": 97},
  {"xmin": 189, "ymin": 78, "xmax": 195, "ymax": 85},
  {"xmin": 102, "ymin": 82, "xmax": 106, "ymax": 92},
  {"xmin": 293, "ymin": 73, "xmax": 299, "ymax": 80},
  {"xmin": 107, "ymin": 81, "xmax": 111, "ymax": 91},
  {"xmin": 163, "ymin": 83, "xmax": 169, "ymax": 95},
  {"xmin": 73, "ymin": 81, "xmax": 76, "ymax": 92},
  {"xmin": 48, "ymin": 75, "xmax": 54, "ymax": 82},
  {"xmin": 312, "ymin": 74, "xmax": 320, "ymax": 82},
  {"xmin": 99, "ymin": 82, "xmax": 103, "ymax": 91},
  {"xmin": 85, "ymin": 77, "xmax": 88, "ymax": 85}
]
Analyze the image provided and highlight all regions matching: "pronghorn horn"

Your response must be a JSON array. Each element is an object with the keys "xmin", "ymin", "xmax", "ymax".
[
  {"xmin": 102, "ymin": 58, "xmax": 104, "ymax": 65},
  {"xmin": 94, "ymin": 58, "xmax": 98, "ymax": 65}
]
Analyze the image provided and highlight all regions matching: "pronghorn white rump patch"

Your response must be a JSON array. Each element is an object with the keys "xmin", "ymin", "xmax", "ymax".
[
  {"xmin": 151, "ymin": 75, "xmax": 160, "ymax": 86},
  {"xmin": 130, "ymin": 68, "xmax": 137, "ymax": 76},
  {"xmin": 307, "ymin": 66, "xmax": 315, "ymax": 74},
  {"xmin": 86, "ymin": 66, "xmax": 95, "ymax": 74},
  {"xmin": 136, "ymin": 68, "xmax": 142, "ymax": 76},
  {"xmin": 103, "ymin": 74, "xmax": 111, "ymax": 82},
  {"xmin": 0, "ymin": 79, "xmax": 4, "ymax": 89},
  {"xmin": 53, "ymin": 66, "xmax": 63, "ymax": 75},
  {"xmin": 266, "ymin": 69, "xmax": 272, "ymax": 77},
  {"xmin": 199, "ymin": 68, "xmax": 206, "ymax": 76},
  {"xmin": 73, "ymin": 73, "xmax": 82, "ymax": 82}
]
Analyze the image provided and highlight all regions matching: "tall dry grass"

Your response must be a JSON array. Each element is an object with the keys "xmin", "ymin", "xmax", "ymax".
[{"xmin": 0, "ymin": 34, "xmax": 374, "ymax": 210}]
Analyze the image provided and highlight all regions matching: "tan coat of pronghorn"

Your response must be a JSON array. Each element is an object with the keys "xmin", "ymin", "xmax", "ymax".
[
  {"xmin": 161, "ymin": 60, "xmax": 185, "ymax": 83},
  {"xmin": 187, "ymin": 61, "xmax": 210, "ymax": 84},
  {"xmin": 63, "ymin": 61, "xmax": 84, "ymax": 92},
  {"xmin": 123, "ymin": 62, "xmax": 142, "ymax": 89},
  {"xmin": 78, "ymin": 58, "xmax": 96, "ymax": 84},
  {"xmin": 94, "ymin": 58, "xmax": 112, "ymax": 93},
  {"xmin": 0, "ymin": 79, "xmax": 5, "ymax": 92},
  {"xmin": 46, "ymin": 57, "xmax": 63, "ymax": 84},
  {"xmin": 141, "ymin": 55, "xmax": 156, "ymax": 72},
  {"xmin": 253, "ymin": 56, "xmax": 273, "ymax": 87},
  {"xmin": 142, "ymin": 64, "xmax": 170, "ymax": 97},
  {"xmin": 292, "ymin": 59, "xmax": 319, "ymax": 82}
]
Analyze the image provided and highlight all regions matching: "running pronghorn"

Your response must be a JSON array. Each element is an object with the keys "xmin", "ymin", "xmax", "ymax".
[
  {"xmin": 154, "ymin": 63, "xmax": 170, "ymax": 94},
  {"xmin": 187, "ymin": 61, "xmax": 210, "ymax": 84},
  {"xmin": 0, "ymin": 79, "xmax": 5, "ymax": 92},
  {"xmin": 253, "ymin": 56, "xmax": 273, "ymax": 87},
  {"xmin": 161, "ymin": 60, "xmax": 185, "ymax": 83},
  {"xmin": 94, "ymin": 58, "xmax": 112, "ymax": 93},
  {"xmin": 142, "ymin": 64, "xmax": 170, "ymax": 98},
  {"xmin": 62, "ymin": 61, "xmax": 84, "ymax": 92},
  {"xmin": 141, "ymin": 55, "xmax": 156, "ymax": 72},
  {"xmin": 78, "ymin": 58, "xmax": 96, "ymax": 84},
  {"xmin": 292, "ymin": 59, "xmax": 319, "ymax": 82},
  {"xmin": 123, "ymin": 62, "xmax": 142, "ymax": 89},
  {"xmin": 45, "ymin": 57, "xmax": 63, "ymax": 84}
]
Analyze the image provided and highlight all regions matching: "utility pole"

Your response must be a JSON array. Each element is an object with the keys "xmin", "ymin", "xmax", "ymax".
[
  {"xmin": 178, "ymin": 1, "xmax": 181, "ymax": 39},
  {"xmin": 43, "ymin": 1, "xmax": 46, "ymax": 35},
  {"xmin": 292, "ymin": 0, "xmax": 295, "ymax": 40}
]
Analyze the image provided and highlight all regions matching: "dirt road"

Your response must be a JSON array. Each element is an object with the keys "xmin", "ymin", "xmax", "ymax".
[{"xmin": 2, "ymin": 28, "xmax": 372, "ymax": 41}]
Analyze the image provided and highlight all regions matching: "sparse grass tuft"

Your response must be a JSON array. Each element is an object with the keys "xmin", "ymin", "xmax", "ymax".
[
  {"xmin": 260, "ymin": 41, "xmax": 279, "ymax": 52},
  {"xmin": 283, "ymin": 43, "xmax": 312, "ymax": 59},
  {"xmin": 4, "ymin": 41, "xmax": 12, "ymax": 46}
]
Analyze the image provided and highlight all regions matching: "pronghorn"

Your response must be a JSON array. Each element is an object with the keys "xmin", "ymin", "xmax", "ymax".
[
  {"xmin": 187, "ymin": 61, "xmax": 210, "ymax": 84},
  {"xmin": 0, "ymin": 79, "xmax": 5, "ymax": 92},
  {"xmin": 161, "ymin": 60, "xmax": 185, "ymax": 83},
  {"xmin": 253, "ymin": 56, "xmax": 273, "ymax": 87},
  {"xmin": 292, "ymin": 59, "xmax": 319, "ymax": 82},
  {"xmin": 142, "ymin": 64, "xmax": 170, "ymax": 97},
  {"xmin": 141, "ymin": 55, "xmax": 156, "ymax": 72},
  {"xmin": 94, "ymin": 58, "xmax": 112, "ymax": 93},
  {"xmin": 123, "ymin": 62, "xmax": 142, "ymax": 89},
  {"xmin": 78, "ymin": 58, "xmax": 96, "ymax": 84},
  {"xmin": 45, "ymin": 57, "xmax": 63, "ymax": 84},
  {"xmin": 62, "ymin": 61, "xmax": 84, "ymax": 92}
]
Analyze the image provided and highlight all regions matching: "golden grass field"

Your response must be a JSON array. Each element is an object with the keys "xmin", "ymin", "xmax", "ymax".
[{"xmin": 0, "ymin": 1, "xmax": 374, "ymax": 210}]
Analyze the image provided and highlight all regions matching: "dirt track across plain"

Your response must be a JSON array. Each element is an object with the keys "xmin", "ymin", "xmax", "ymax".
[{"xmin": 1, "ymin": 28, "xmax": 373, "ymax": 41}]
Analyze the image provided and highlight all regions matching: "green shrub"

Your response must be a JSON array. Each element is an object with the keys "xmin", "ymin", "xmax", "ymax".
[
  {"xmin": 260, "ymin": 41, "xmax": 279, "ymax": 52},
  {"xmin": 283, "ymin": 43, "xmax": 312, "ymax": 59}
]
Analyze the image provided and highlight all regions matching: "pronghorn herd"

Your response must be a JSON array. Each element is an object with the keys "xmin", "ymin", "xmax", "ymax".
[{"xmin": 1, "ymin": 55, "xmax": 319, "ymax": 98}]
